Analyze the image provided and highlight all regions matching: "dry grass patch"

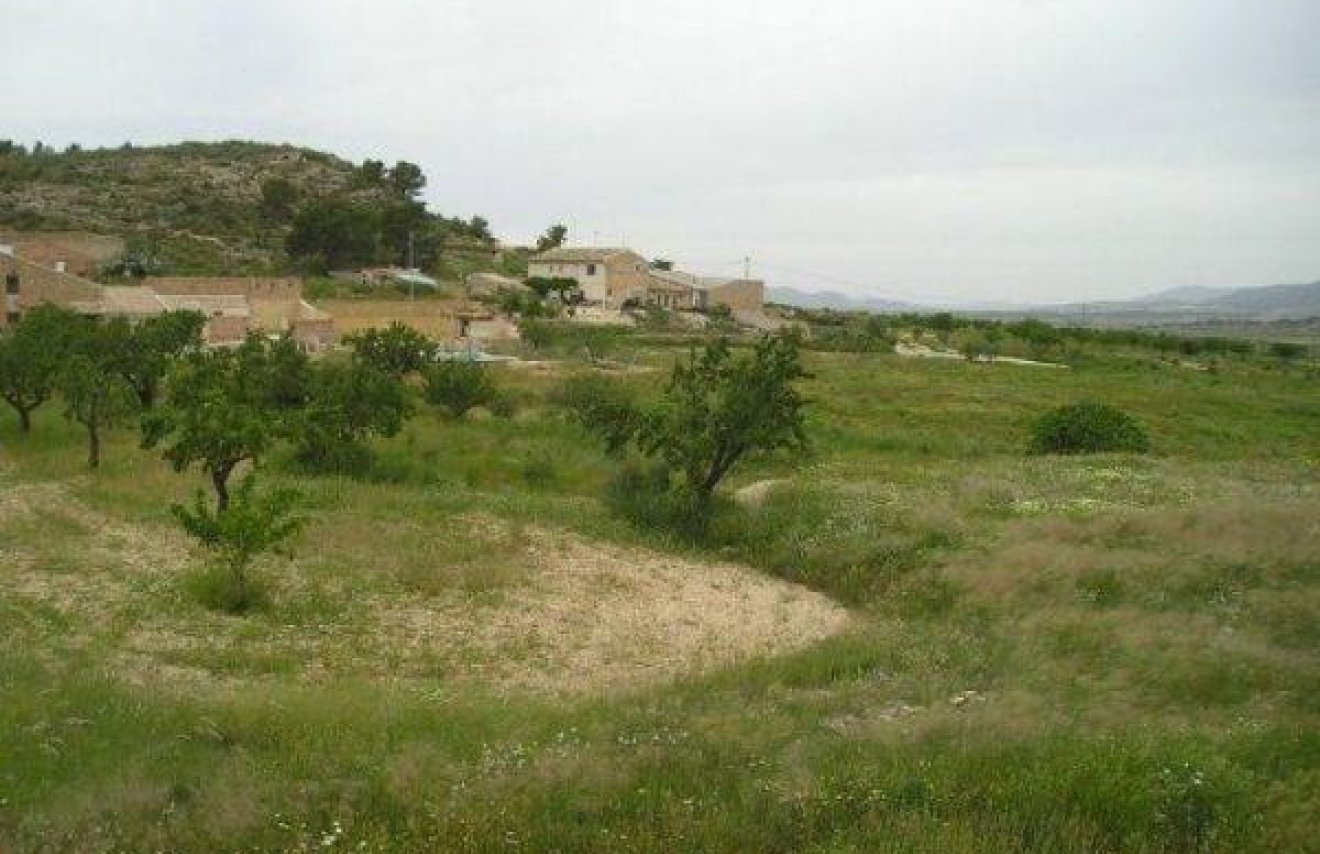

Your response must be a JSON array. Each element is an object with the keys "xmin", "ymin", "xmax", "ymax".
[
  {"xmin": 3, "ymin": 482, "xmax": 849, "ymax": 697},
  {"xmin": 1, "ymin": 481, "xmax": 188, "ymax": 623},
  {"xmin": 370, "ymin": 529, "xmax": 851, "ymax": 695},
  {"xmin": 949, "ymin": 496, "xmax": 1320, "ymax": 604},
  {"xmin": 122, "ymin": 525, "xmax": 851, "ymax": 697}
]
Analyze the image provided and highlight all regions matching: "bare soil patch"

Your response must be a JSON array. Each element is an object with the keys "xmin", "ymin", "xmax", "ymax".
[
  {"xmin": 373, "ymin": 530, "xmax": 850, "ymax": 695},
  {"xmin": 734, "ymin": 478, "xmax": 790, "ymax": 508},
  {"xmin": 894, "ymin": 340, "xmax": 1067, "ymax": 368},
  {"xmin": 2, "ymin": 482, "xmax": 849, "ymax": 697}
]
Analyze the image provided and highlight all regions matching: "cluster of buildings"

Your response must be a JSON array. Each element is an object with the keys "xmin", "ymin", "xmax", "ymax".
[
  {"xmin": 1, "ymin": 235, "xmax": 336, "ymax": 349},
  {"xmin": 526, "ymin": 247, "xmax": 764, "ymax": 317},
  {"xmin": 2, "ymin": 233, "xmax": 770, "ymax": 349}
]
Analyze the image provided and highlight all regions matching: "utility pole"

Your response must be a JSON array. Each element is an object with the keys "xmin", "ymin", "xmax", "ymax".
[
  {"xmin": 743, "ymin": 255, "xmax": 751, "ymax": 280},
  {"xmin": 407, "ymin": 230, "xmax": 416, "ymax": 302}
]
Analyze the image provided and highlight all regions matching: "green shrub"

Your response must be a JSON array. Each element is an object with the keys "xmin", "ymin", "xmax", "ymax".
[
  {"xmin": 604, "ymin": 459, "xmax": 719, "ymax": 540},
  {"xmin": 548, "ymin": 373, "xmax": 640, "ymax": 455},
  {"xmin": 1029, "ymin": 401, "xmax": 1151, "ymax": 455},
  {"xmin": 422, "ymin": 359, "xmax": 498, "ymax": 417},
  {"xmin": 347, "ymin": 323, "xmax": 438, "ymax": 378},
  {"xmin": 515, "ymin": 321, "xmax": 635, "ymax": 360},
  {"xmin": 183, "ymin": 561, "xmax": 271, "ymax": 614},
  {"xmin": 173, "ymin": 475, "xmax": 303, "ymax": 614},
  {"xmin": 488, "ymin": 391, "xmax": 518, "ymax": 419},
  {"xmin": 520, "ymin": 453, "xmax": 559, "ymax": 490},
  {"xmin": 1268, "ymin": 341, "xmax": 1308, "ymax": 364},
  {"xmin": 288, "ymin": 438, "xmax": 374, "ymax": 477},
  {"xmin": 290, "ymin": 361, "xmax": 411, "ymax": 475}
]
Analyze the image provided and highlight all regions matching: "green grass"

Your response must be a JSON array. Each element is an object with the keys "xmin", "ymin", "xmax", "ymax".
[{"xmin": 1, "ymin": 342, "xmax": 1317, "ymax": 850}]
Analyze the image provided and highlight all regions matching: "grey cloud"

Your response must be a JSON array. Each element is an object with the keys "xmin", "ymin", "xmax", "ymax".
[{"xmin": 6, "ymin": 0, "xmax": 1319, "ymax": 301}]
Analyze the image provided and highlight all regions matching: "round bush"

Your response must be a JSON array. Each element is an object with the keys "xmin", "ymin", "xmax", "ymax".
[
  {"xmin": 423, "ymin": 360, "xmax": 498, "ymax": 417},
  {"xmin": 1029, "ymin": 402, "xmax": 1150, "ymax": 455}
]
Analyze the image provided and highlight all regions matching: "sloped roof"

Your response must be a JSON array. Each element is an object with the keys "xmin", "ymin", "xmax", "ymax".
[
  {"xmin": 155, "ymin": 293, "xmax": 250, "ymax": 317},
  {"xmin": 530, "ymin": 246, "xmax": 636, "ymax": 263},
  {"xmin": 0, "ymin": 252, "xmax": 104, "ymax": 301},
  {"xmin": 648, "ymin": 268, "xmax": 741, "ymax": 291},
  {"xmin": 694, "ymin": 277, "xmax": 738, "ymax": 291},
  {"xmin": 649, "ymin": 269, "xmax": 699, "ymax": 288},
  {"xmin": 648, "ymin": 270, "xmax": 698, "ymax": 292},
  {"xmin": 101, "ymin": 286, "xmax": 166, "ymax": 316}
]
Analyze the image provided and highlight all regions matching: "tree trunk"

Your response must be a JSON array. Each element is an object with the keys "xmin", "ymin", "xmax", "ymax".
[
  {"xmin": 212, "ymin": 463, "xmax": 234, "ymax": 513},
  {"xmin": 88, "ymin": 421, "xmax": 100, "ymax": 469},
  {"xmin": 18, "ymin": 407, "xmax": 31, "ymax": 434}
]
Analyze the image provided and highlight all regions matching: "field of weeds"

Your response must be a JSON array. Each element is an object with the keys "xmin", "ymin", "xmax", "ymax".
[{"xmin": 1, "ymin": 341, "xmax": 1317, "ymax": 851}]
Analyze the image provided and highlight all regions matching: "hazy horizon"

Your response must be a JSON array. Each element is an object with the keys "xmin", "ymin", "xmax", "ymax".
[{"xmin": 7, "ymin": 0, "xmax": 1319, "ymax": 304}]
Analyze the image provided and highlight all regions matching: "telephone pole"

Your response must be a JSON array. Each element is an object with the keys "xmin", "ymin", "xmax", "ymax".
[{"xmin": 407, "ymin": 230, "xmax": 416, "ymax": 301}]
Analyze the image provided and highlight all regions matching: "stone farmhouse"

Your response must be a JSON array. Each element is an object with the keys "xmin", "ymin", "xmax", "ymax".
[
  {"xmin": 526, "ymin": 247, "xmax": 651, "ymax": 307},
  {"xmin": 1, "ymin": 246, "xmax": 336, "ymax": 350},
  {"xmin": 527, "ymin": 245, "xmax": 764, "ymax": 315},
  {"xmin": 646, "ymin": 268, "xmax": 766, "ymax": 315}
]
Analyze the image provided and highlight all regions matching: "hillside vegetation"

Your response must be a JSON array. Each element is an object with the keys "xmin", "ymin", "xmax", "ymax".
[
  {"xmin": 0, "ymin": 140, "xmax": 511, "ymax": 279},
  {"xmin": 2, "ymin": 314, "xmax": 1318, "ymax": 851}
]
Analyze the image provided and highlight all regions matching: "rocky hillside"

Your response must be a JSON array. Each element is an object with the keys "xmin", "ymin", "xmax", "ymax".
[{"xmin": 0, "ymin": 141, "xmax": 509, "ymax": 279}]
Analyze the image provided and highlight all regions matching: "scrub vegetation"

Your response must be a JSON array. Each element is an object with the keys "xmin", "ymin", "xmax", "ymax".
[{"xmin": 1, "ymin": 312, "xmax": 1317, "ymax": 852}]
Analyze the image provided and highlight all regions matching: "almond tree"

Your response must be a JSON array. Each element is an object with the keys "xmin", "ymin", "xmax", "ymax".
[
  {"xmin": 104, "ymin": 310, "xmax": 205, "ymax": 409},
  {"xmin": 59, "ymin": 342, "xmax": 136, "ymax": 469},
  {"xmin": 0, "ymin": 304, "xmax": 83, "ymax": 433},
  {"xmin": 639, "ymin": 330, "xmax": 808, "ymax": 503},
  {"xmin": 144, "ymin": 334, "xmax": 309, "ymax": 511},
  {"xmin": 173, "ymin": 473, "xmax": 303, "ymax": 613}
]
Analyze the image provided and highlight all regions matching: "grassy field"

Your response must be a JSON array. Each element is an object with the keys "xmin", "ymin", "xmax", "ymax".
[{"xmin": 2, "ymin": 339, "xmax": 1317, "ymax": 851}]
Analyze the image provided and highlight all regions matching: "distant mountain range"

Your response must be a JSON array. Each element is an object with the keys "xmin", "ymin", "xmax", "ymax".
[
  {"xmin": 1123, "ymin": 281, "xmax": 1320, "ymax": 316},
  {"xmin": 768, "ymin": 280, "xmax": 1320, "ymax": 323},
  {"xmin": 765, "ymin": 286, "xmax": 916, "ymax": 313}
]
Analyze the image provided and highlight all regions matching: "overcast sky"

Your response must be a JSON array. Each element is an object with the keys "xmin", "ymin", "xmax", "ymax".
[{"xmin": 7, "ymin": 0, "xmax": 1320, "ymax": 303}]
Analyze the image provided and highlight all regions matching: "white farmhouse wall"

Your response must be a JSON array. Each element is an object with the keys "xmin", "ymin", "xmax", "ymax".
[{"xmin": 527, "ymin": 260, "xmax": 610, "ymax": 302}]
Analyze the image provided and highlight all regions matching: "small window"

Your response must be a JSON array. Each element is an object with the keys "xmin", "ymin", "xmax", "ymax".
[
  {"xmin": 586, "ymin": 264, "xmax": 597, "ymax": 276},
  {"xmin": 4, "ymin": 273, "xmax": 18, "ymax": 295},
  {"xmin": 6, "ymin": 312, "xmax": 19, "ymax": 324}
]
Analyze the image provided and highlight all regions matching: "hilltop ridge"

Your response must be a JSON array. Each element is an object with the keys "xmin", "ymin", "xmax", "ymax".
[{"xmin": 0, "ymin": 140, "xmax": 508, "ymax": 280}]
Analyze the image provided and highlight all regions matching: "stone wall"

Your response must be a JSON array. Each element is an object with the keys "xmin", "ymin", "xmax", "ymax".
[
  {"xmin": 705, "ymin": 279, "xmax": 764, "ymax": 313},
  {"xmin": 144, "ymin": 277, "xmax": 303, "ymax": 300},
  {"xmin": 318, "ymin": 299, "xmax": 463, "ymax": 340},
  {"xmin": 602, "ymin": 252, "xmax": 650, "ymax": 308}
]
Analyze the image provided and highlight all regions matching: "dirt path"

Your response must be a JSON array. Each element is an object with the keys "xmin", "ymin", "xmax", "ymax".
[{"xmin": 895, "ymin": 340, "xmax": 1067, "ymax": 368}]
